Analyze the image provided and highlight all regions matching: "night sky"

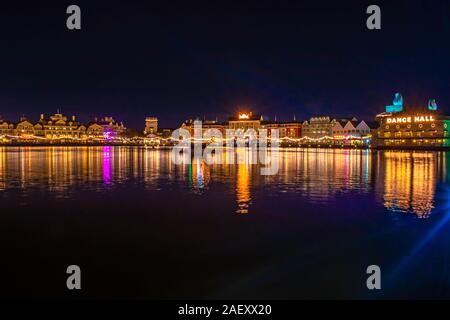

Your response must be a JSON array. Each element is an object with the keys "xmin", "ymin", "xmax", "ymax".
[{"xmin": 0, "ymin": 0, "xmax": 449, "ymax": 129}]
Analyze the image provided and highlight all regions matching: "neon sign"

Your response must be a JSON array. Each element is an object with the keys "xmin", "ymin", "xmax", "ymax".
[{"xmin": 386, "ymin": 115, "xmax": 435, "ymax": 124}]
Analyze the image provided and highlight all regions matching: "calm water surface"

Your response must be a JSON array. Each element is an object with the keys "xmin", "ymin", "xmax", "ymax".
[{"xmin": 1, "ymin": 146, "xmax": 450, "ymax": 299}]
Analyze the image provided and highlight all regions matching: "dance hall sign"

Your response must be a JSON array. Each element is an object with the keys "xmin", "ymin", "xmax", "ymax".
[{"xmin": 386, "ymin": 115, "xmax": 435, "ymax": 124}]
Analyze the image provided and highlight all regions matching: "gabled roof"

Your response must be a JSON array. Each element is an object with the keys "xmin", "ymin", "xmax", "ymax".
[
  {"xmin": 15, "ymin": 119, "xmax": 34, "ymax": 126},
  {"xmin": 86, "ymin": 122, "xmax": 104, "ymax": 129},
  {"xmin": 355, "ymin": 120, "xmax": 368, "ymax": 129},
  {"xmin": 332, "ymin": 121, "xmax": 344, "ymax": 130},
  {"xmin": 343, "ymin": 121, "xmax": 357, "ymax": 130}
]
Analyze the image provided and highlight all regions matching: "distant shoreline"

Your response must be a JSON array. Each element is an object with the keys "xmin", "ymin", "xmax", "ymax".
[{"xmin": 1, "ymin": 143, "xmax": 450, "ymax": 151}]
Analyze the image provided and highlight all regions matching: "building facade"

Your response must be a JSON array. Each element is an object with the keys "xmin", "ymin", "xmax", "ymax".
[
  {"xmin": 38, "ymin": 113, "xmax": 86, "ymax": 139},
  {"xmin": 374, "ymin": 94, "xmax": 450, "ymax": 148},
  {"xmin": 179, "ymin": 113, "xmax": 302, "ymax": 145},
  {"xmin": 228, "ymin": 112, "xmax": 262, "ymax": 132},
  {"xmin": 301, "ymin": 116, "xmax": 335, "ymax": 141},
  {"xmin": 144, "ymin": 117, "xmax": 158, "ymax": 136},
  {"xmin": 332, "ymin": 118, "xmax": 375, "ymax": 146},
  {"xmin": 181, "ymin": 119, "xmax": 226, "ymax": 137},
  {"xmin": 0, "ymin": 113, "xmax": 127, "ymax": 143},
  {"xmin": 0, "ymin": 119, "xmax": 16, "ymax": 136},
  {"xmin": 261, "ymin": 121, "xmax": 302, "ymax": 139}
]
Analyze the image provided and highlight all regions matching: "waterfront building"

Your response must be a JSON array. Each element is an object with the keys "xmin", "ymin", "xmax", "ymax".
[
  {"xmin": 332, "ymin": 118, "xmax": 376, "ymax": 146},
  {"xmin": 0, "ymin": 118, "xmax": 15, "ymax": 136},
  {"xmin": 144, "ymin": 117, "xmax": 158, "ymax": 136},
  {"xmin": 260, "ymin": 119, "xmax": 302, "ymax": 147},
  {"xmin": 33, "ymin": 122, "xmax": 45, "ymax": 137},
  {"xmin": 103, "ymin": 117, "xmax": 126, "ymax": 135},
  {"xmin": 301, "ymin": 116, "xmax": 335, "ymax": 141},
  {"xmin": 261, "ymin": 120, "xmax": 302, "ymax": 139},
  {"xmin": 15, "ymin": 117, "xmax": 35, "ymax": 137},
  {"xmin": 201, "ymin": 119, "xmax": 226, "ymax": 136},
  {"xmin": 86, "ymin": 117, "xmax": 126, "ymax": 140},
  {"xmin": 86, "ymin": 123, "xmax": 104, "ymax": 138},
  {"xmin": 38, "ymin": 113, "xmax": 86, "ymax": 139},
  {"xmin": 228, "ymin": 112, "xmax": 262, "ymax": 132},
  {"xmin": 156, "ymin": 128, "xmax": 174, "ymax": 145},
  {"xmin": 180, "ymin": 119, "xmax": 194, "ymax": 135},
  {"xmin": 181, "ymin": 118, "xmax": 227, "ymax": 137},
  {"xmin": 332, "ymin": 117, "xmax": 358, "ymax": 137},
  {"xmin": 374, "ymin": 93, "xmax": 450, "ymax": 148}
]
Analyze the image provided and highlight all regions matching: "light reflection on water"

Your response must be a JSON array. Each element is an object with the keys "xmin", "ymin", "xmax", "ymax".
[{"xmin": 0, "ymin": 146, "xmax": 447, "ymax": 217}]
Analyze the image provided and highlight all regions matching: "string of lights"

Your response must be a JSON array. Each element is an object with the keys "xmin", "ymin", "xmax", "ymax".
[
  {"xmin": 0, "ymin": 133, "xmax": 372, "ymax": 144},
  {"xmin": 144, "ymin": 135, "xmax": 372, "ymax": 143}
]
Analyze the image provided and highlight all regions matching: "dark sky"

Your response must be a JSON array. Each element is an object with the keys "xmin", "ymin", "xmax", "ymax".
[{"xmin": 0, "ymin": 0, "xmax": 449, "ymax": 129}]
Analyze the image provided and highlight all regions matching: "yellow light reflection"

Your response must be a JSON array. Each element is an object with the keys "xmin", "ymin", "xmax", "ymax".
[{"xmin": 382, "ymin": 152, "xmax": 435, "ymax": 217}]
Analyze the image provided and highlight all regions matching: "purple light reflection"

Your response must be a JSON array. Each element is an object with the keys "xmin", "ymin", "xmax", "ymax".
[{"xmin": 102, "ymin": 146, "xmax": 112, "ymax": 185}]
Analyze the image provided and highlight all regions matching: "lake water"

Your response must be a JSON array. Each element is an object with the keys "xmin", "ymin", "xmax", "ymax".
[{"xmin": 1, "ymin": 146, "xmax": 450, "ymax": 299}]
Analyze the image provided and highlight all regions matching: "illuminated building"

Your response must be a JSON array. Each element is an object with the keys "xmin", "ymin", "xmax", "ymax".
[
  {"xmin": 301, "ymin": 116, "xmax": 335, "ymax": 140},
  {"xmin": 332, "ymin": 118, "xmax": 377, "ymax": 146},
  {"xmin": 228, "ymin": 112, "xmax": 262, "ymax": 131},
  {"xmin": 38, "ymin": 113, "xmax": 86, "ymax": 140},
  {"xmin": 181, "ymin": 118, "xmax": 226, "ymax": 136},
  {"xmin": 159, "ymin": 128, "xmax": 174, "ymax": 141},
  {"xmin": 86, "ymin": 117, "xmax": 126, "ymax": 140},
  {"xmin": 261, "ymin": 119, "xmax": 302, "ymax": 140},
  {"xmin": 86, "ymin": 123, "xmax": 104, "ymax": 138},
  {"xmin": 0, "ymin": 118, "xmax": 15, "ymax": 136},
  {"xmin": 0, "ymin": 113, "xmax": 86, "ymax": 142},
  {"xmin": 144, "ymin": 117, "xmax": 158, "ymax": 136},
  {"xmin": 179, "ymin": 112, "xmax": 303, "ymax": 145},
  {"xmin": 102, "ymin": 117, "xmax": 126, "ymax": 135},
  {"xmin": 374, "ymin": 93, "xmax": 450, "ymax": 148},
  {"xmin": 15, "ymin": 117, "xmax": 35, "ymax": 137},
  {"xmin": 0, "ymin": 113, "xmax": 132, "ymax": 144}
]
